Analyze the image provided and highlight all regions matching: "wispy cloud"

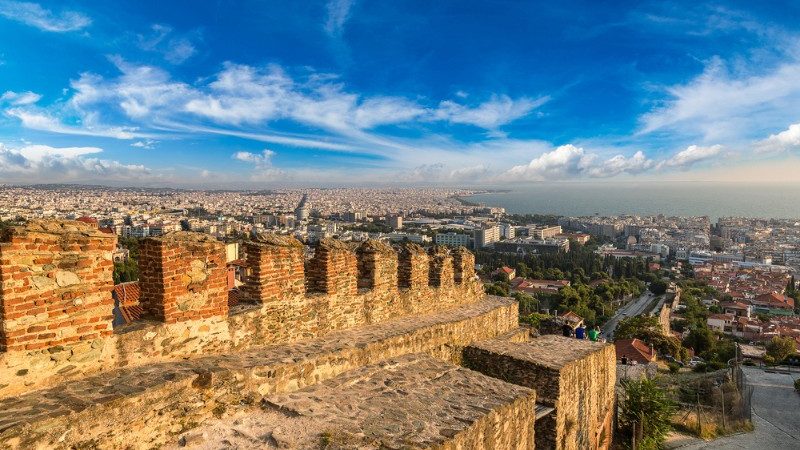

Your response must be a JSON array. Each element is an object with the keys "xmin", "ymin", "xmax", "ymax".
[
  {"xmin": 1, "ymin": 90, "xmax": 41, "ymax": 105},
  {"xmin": 639, "ymin": 40, "xmax": 800, "ymax": 143},
  {"xmin": 137, "ymin": 24, "xmax": 198, "ymax": 64},
  {"xmin": 433, "ymin": 95, "xmax": 549, "ymax": 130},
  {"xmin": 5, "ymin": 108, "xmax": 143, "ymax": 139},
  {"xmin": 324, "ymin": 0, "xmax": 356, "ymax": 35},
  {"xmin": 0, "ymin": 1, "xmax": 90, "ymax": 32}
]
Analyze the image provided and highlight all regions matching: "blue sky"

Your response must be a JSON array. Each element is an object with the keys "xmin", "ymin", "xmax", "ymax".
[{"xmin": 1, "ymin": 0, "xmax": 800, "ymax": 186}]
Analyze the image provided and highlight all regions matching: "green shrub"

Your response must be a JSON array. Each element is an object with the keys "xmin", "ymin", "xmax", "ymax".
[
  {"xmin": 794, "ymin": 378, "xmax": 800, "ymax": 393},
  {"xmin": 668, "ymin": 362, "xmax": 680, "ymax": 374}
]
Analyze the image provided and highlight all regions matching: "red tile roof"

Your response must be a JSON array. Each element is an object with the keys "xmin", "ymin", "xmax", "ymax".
[
  {"xmin": 615, "ymin": 338, "xmax": 656, "ymax": 364},
  {"xmin": 113, "ymin": 281, "xmax": 141, "ymax": 307},
  {"xmin": 754, "ymin": 292, "xmax": 795, "ymax": 310}
]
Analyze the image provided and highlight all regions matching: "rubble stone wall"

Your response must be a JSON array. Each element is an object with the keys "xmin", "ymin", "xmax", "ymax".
[{"xmin": 0, "ymin": 221, "xmax": 116, "ymax": 352}]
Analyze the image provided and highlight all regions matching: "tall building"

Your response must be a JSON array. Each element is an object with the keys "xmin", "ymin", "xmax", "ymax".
[
  {"xmin": 473, "ymin": 225, "xmax": 500, "ymax": 249},
  {"xmin": 387, "ymin": 215, "xmax": 403, "ymax": 230},
  {"xmin": 294, "ymin": 194, "xmax": 310, "ymax": 221},
  {"xmin": 499, "ymin": 223, "xmax": 515, "ymax": 240}
]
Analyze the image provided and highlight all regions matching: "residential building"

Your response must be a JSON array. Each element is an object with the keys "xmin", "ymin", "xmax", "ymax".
[{"xmin": 435, "ymin": 232, "xmax": 471, "ymax": 247}]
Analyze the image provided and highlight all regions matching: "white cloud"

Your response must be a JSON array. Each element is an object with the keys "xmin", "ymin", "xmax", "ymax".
[
  {"xmin": 0, "ymin": 1, "xmax": 90, "ymax": 32},
  {"xmin": 131, "ymin": 139, "xmax": 157, "ymax": 149},
  {"xmin": 232, "ymin": 149, "xmax": 287, "ymax": 181},
  {"xmin": 324, "ymin": 0, "xmax": 356, "ymax": 35},
  {"xmin": 164, "ymin": 38, "xmax": 196, "ymax": 64},
  {"xmin": 17, "ymin": 144, "xmax": 101, "ymax": 161},
  {"xmin": 640, "ymin": 56, "xmax": 800, "ymax": 142},
  {"xmin": 138, "ymin": 24, "xmax": 197, "ymax": 65},
  {"xmin": 502, "ymin": 145, "xmax": 659, "ymax": 181},
  {"xmin": 1, "ymin": 90, "xmax": 41, "ymax": 105},
  {"xmin": 5, "ymin": 108, "xmax": 141, "ymax": 139},
  {"xmin": 0, "ymin": 143, "xmax": 153, "ymax": 182},
  {"xmin": 233, "ymin": 149, "xmax": 276, "ymax": 169},
  {"xmin": 756, "ymin": 123, "xmax": 800, "ymax": 154},
  {"xmin": 586, "ymin": 151, "xmax": 655, "ymax": 177},
  {"xmin": 661, "ymin": 144, "xmax": 723, "ymax": 169},
  {"xmin": 504, "ymin": 145, "xmax": 596, "ymax": 181},
  {"xmin": 434, "ymin": 95, "xmax": 548, "ymax": 129}
]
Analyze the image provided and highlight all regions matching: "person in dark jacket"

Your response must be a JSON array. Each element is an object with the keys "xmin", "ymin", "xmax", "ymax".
[{"xmin": 562, "ymin": 323, "xmax": 573, "ymax": 337}]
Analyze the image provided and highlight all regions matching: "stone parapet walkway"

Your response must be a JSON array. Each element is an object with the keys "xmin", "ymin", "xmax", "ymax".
[{"xmin": 0, "ymin": 296, "xmax": 517, "ymax": 449}]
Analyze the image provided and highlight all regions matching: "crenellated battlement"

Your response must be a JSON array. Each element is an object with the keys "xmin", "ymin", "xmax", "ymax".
[
  {"xmin": 0, "ymin": 221, "xmax": 617, "ymax": 449},
  {"xmin": 0, "ymin": 221, "xmax": 482, "ymax": 398}
]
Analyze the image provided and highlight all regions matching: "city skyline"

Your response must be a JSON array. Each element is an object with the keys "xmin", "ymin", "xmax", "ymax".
[{"xmin": 1, "ymin": 1, "xmax": 800, "ymax": 186}]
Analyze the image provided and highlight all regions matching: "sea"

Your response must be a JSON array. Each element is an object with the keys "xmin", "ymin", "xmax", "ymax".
[{"xmin": 463, "ymin": 182, "xmax": 800, "ymax": 221}]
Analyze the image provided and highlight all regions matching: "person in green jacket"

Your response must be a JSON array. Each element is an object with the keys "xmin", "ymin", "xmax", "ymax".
[{"xmin": 588, "ymin": 325, "xmax": 600, "ymax": 342}]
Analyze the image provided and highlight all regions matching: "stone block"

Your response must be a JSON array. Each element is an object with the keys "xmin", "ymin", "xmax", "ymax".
[{"xmin": 463, "ymin": 335, "xmax": 616, "ymax": 450}]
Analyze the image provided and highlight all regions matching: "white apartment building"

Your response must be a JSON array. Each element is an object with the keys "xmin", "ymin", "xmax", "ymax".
[
  {"xmin": 435, "ymin": 232, "xmax": 471, "ymax": 247},
  {"xmin": 473, "ymin": 226, "xmax": 501, "ymax": 249}
]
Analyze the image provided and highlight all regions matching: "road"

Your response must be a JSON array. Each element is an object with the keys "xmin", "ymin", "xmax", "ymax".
[
  {"xmin": 600, "ymin": 291, "xmax": 656, "ymax": 340},
  {"xmin": 676, "ymin": 366, "xmax": 800, "ymax": 449}
]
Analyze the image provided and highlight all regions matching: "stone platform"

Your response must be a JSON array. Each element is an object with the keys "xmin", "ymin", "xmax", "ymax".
[
  {"xmin": 171, "ymin": 354, "xmax": 537, "ymax": 449},
  {"xmin": 0, "ymin": 297, "xmax": 518, "ymax": 449},
  {"xmin": 464, "ymin": 335, "xmax": 616, "ymax": 450}
]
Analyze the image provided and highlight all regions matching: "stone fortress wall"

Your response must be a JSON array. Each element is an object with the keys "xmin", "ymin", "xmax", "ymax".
[{"xmin": 0, "ymin": 220, "xmax": 615, "ymax": 449}]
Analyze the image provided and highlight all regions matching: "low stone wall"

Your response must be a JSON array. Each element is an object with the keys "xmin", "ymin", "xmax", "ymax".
[
  {"xmin": 0, "ymin": 297, "xmax": 518, "ymax": 449},
  {"xmin": 463, "ymin": 335, "xmax": 616, "ymax": 450}
]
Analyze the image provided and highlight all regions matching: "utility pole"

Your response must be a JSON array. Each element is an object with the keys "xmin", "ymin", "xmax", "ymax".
[
  {"xmin": 720, "ymin": 386, "xmax": 726, "ymax": 430},
  {"xmin": 696, "ymin": 390, "xmax": 702, "ymax": 435}
]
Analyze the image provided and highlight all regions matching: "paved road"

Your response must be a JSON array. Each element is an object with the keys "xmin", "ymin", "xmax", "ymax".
[
  {"xmin": 600, "ymin": 291, "xmax": 655, "ymax": 340},
  {"xmin": 678, "ymin": 367, "xmax": 800, "ymax": 449}
]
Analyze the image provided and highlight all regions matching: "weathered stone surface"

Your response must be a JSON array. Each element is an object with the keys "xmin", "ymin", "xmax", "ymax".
[
  {"xmin": 0, "ymin": 219, "xmax": 116, "ymax": 352},
  {"xmin": 0, "ymin": 297, "xmax": 518, "ymax": 449},
  {"xmin": 255, "ymin": 354, "xmax": 536, "ymax": 449},
  {"xmin": 464, "ymin": 335, "xmax": 617, "ymax": 450}
]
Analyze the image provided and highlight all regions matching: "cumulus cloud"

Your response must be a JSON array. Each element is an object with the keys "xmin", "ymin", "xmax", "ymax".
[
  {"xmin": 233, "ymin": 149, "xmax": 276, "ymax": 168},
  {"xmin": 503, "ymin": 145, "xmax": 659, "ymax": 181},
  {"xmin": 1, "ymin": 90, "xmax": 41, "ymax": 105},
  {"xmin": 660, "ymin": 144, "xmax": 723, "ymax": 169},
  {"xmin": 756, "ymin": 123, "xmax": 800, "ymax": 154},
  {"xmin": 504, "ymin": 145, "xmax": 596, "ymax": 181},
  {"xmin": 0, "ymin": 1, "xmax": 90, "ymax": 32},
  {"xmin": 0, "ymin": 143, "xmax": 152, "ymax": 182}
]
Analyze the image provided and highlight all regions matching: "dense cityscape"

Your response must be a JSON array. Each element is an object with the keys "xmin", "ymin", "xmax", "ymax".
[{"xmin": 3, "ymin": 0, "xmax": 800, "ymax": 448}]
